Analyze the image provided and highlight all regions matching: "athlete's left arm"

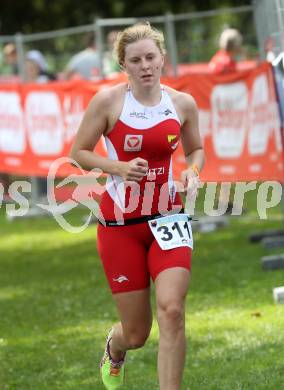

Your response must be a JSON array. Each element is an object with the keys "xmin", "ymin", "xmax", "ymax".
[{"xmin": 179, "ymin": 93, "xmax": 205, "ymax": 190}]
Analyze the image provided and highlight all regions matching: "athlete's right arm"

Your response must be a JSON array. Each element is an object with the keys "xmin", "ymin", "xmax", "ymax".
[{"xmin": 70, "ymin": 88, "xmax": 148, "ymax": 182}]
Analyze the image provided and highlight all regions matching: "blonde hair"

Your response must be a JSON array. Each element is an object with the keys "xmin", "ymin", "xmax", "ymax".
[
  {"xmin": 219, "ymin": 28, "xmax": 242, "ymax": 52},
  {"xmin": 114, "ymin": 22, "xmax": 166, "ymax": 66}
]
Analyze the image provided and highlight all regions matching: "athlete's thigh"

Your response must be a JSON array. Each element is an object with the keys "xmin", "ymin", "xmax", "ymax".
[
  {"xmin": 97, "ymin": 223, "xmax": 150, "ymax": 294},
  {"xmin": 154, "ymin": 267, "xmax": 190, "ymax": 311},
  {"xmin": 147, "ymin": 238, "xmax": 192, "ymax": 283}
]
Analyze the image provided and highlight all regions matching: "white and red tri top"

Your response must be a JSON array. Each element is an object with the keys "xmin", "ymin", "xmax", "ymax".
[{"xmin": 100, "ymin": 86, "xmax": 184, "ymax": 220}]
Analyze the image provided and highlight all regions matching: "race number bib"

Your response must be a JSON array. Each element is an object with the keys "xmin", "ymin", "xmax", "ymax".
[{"xmin": 148, "ymin": 213, "xmax": 193, "ymax": 250}]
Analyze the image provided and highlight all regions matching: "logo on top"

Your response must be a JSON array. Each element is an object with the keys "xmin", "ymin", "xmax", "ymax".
[
  {"xmin": 159, "ymin": 108, "xmax": 172, "ymax": 116},
  {"xmin": 167, "ymin": 134, "xmax": 179, "ymax": 150},
  {"xmin": 130, "ymin": 111, "xmax": 148, "ymax": 120},
  {"xmin": 124, "ymin": 135, "xmax": 143, "ymax": 151}
]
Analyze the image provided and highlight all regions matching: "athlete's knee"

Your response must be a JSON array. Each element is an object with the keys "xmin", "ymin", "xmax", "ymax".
[
  {"xmin": 157, "ymin": 302, "xmax": 185, "ymax": 331},
  {"xmin": 125, "ymin": 327, "xmax": 151, "ymax": 349}
]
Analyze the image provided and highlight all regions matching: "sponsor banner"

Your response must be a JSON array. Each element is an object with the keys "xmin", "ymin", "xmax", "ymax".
[
  {"xmin": 0, "ymin": 63, "xmax": 283, "ymax": 181},
  {"xmin": 170, "ymin": 62, "xmax": 283, "ymax": 181}
]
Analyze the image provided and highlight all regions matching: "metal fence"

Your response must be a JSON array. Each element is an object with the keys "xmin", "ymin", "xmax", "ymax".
[{"xmin": 0, "ymin": 5, "xmax": 257, "ymax": 79}]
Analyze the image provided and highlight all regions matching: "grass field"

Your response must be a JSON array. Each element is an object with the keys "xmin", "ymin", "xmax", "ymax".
[{"xmin": 0, "ymin": 186, "xmax": 284, "ymax": 389}]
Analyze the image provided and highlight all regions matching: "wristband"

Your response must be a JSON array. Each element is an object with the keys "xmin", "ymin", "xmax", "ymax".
[{"xmin": 190, "ymin": 164, "xmax": 199, "ymax": 177}]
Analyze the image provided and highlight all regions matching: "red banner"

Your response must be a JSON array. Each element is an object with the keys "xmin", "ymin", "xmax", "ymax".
[{"xmin": 0, "ymin": 63, "xmax": 283, "ymax": 181}]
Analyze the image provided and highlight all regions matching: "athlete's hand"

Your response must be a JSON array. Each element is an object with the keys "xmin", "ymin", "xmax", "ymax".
[
  {"xmin": 180, "ymin": 167, "xmax": 201, "ymax": 198},
  {"xmin": 118, "ymin": 158, "xmax": 148, "ymax": 182}
]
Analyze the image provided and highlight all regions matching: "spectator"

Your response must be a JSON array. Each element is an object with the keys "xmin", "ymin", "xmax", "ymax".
[
  {"xmin": 64, "ymin": 32, "xmax": 100, "ymax": 80},
  {"xmin": 209, "ymin": 29, "xmax": 243, "ymax": 214},
  {"xmin": 264, "ymin": 37, "xmax": 276, "ymax": 63},
  {"xmin": 25, "ymin": 50, "xmax": 56, "ymax": 82},
  {"xmin": 209, "ymin": 28, "xmax": 243, "ymax": 74},
  {"xmin": 103, "ymin": 30, "xmax": 121, "ymax": 77},
  {"xmin": 24, "ymin": 50, "xmax": 56, "ymax": 200},
  {"xmin": 3, "ymin": 43, "xmax": 18, "ymax": 75},
  {"xmin": 0, "ymin": 43, "xmax": 19, "ymax": 200},
  {"xmin": 0, "ymin": 173, "xmax": 10, "ymax": 202}
]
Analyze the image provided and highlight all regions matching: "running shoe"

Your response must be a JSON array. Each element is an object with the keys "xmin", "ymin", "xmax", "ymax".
[{"xmin": 100, "ymin": 328, "xmax": 125, "ymax": 389}]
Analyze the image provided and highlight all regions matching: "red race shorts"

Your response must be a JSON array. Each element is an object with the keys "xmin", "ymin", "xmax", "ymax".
[{"xmin": 97, "ymin": 221, "xmax": 191, "ymax": 294}]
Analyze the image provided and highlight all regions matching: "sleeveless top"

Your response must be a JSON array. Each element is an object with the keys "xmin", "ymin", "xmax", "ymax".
[{"xmin": 99, "ymin": 85, "xmax": 183, "ymax": 221}]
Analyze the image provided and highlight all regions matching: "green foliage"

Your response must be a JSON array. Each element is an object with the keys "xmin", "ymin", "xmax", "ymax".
[
  {"xmin": 175, "ymin": 6, "xmax": 257, "ymax": 63},
  {"xmin": 1, "ymin": 1, "xmax": 252, "ymax": 34},
  {"xmin": 0, "ymin": 1, "xmax": 257, "ymax": 72}
]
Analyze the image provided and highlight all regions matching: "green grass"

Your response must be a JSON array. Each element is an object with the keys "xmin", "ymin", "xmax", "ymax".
[{"xmin": 1, "ymin": 187, "xmax": 284, "ymax": 389}]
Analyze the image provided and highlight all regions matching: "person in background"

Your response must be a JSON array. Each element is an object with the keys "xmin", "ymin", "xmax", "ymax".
[
  {"xmin": 0, "ymin": 43, "xmax": 20, "ymax": 200},
  {"xmin": 3, "ymin": 43, "xmax": 18, "ymax": 75},
  {"xmin": 25, "ymin": 50, "xmax": 56, "ymax": 83},
  {"xmin": 64, "ymin": 32, "xmax": 100, "ymax": 80},
  {"xmin": 0, "ymin": 173, "xmax": 11, "ymax": 202},
  {"xmin": 103, "ymin": 30, "xmax": 121, "ymax": 78},
  {"xmin": 209, "ymin": 28, "xmax": 243, "ymax": 74},
  {"xmin": 264, "ymin": 36, "xmax": 276, "ymax": 63},
  {"xmin": 209, "ymin": 28, "xmax": 243, "ymax": 214},
  {"xmin": 25, "ymin": 50, "xmax": 56, "ymax": 199}
]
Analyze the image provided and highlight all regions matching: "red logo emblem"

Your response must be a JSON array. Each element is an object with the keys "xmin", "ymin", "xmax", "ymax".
[{"xmin": 124, "ymin": 135, "xmax": 143, "ymax": 151}]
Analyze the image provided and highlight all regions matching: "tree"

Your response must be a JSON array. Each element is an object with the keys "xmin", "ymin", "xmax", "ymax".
[{"xmin": 0, "ymin": 0, "xmax": 251, "ymax": 34}]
